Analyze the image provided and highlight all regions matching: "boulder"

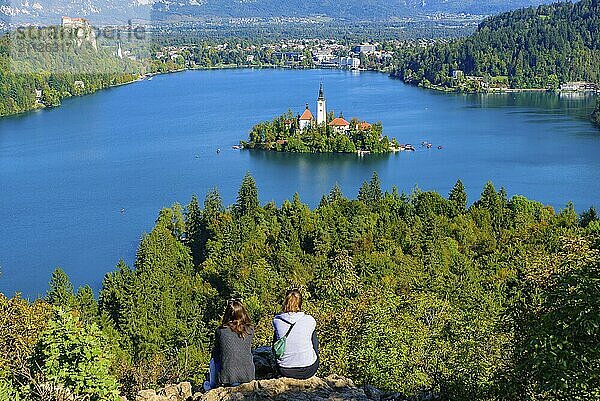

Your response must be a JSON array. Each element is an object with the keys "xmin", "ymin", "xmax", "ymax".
[
  {"xmin": 136, "ymin": 389, "xmax": 166, "ymax": 401},
  {"xmin": 149, "ymin": 382, "xmax": 194, "ymax": 401},
  {"xmin": 159, "ymin": 384, "xmax": 180, "ymax": 400},
  {"xmin": 178, "ymin": 382, "xmax": 193, "ymax": 400}
]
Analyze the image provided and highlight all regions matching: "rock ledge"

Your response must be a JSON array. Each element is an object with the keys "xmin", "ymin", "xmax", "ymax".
[{"xmin": 194, "ymin": 375, "xmax": 369, "ymax": 401}]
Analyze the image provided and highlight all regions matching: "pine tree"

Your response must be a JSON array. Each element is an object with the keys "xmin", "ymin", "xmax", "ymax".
[
  {"xmin": 155, "ymin": 203, "xmax": 185, "ymax": 240},
  {"xmin": 449, "ymin": 179, "xmax": 468, "ymax": 215},
  {"xmin": 203, "ymin": 188, "xmax": 224, "ymax": 221},
  {"xmin": 112, "ymin": 224, "xmax": 212, "ymax": 370},
  {"xmin": 47, "ymin": 267, "xmax": 75, "ymax": 309},
  {"xmin": 580, "ymin": 206, "xmax": 599, "ymax": 227},
  {"xmin": 98, "ymin": 260, "xmax": 133, "ymax": 331},
  {"xmin": 234, "ymin": 173, "xmax": 259, "ymax": 216},
  {"xmin": 368, "ymin": 172, "xmax": 383, "ymax": 204},
  {"xmin": 477, "ymin": 181, "xmax": 499, "ymax": 211},
  {"xmin": 186, "ymin": 194, "xmax": 202, "ymax": 238},
  {"xmin": 318, "ymin": 195, "xmax": 329, "ymax": 208},
  {"xmin": 358, "ymin": 181, "xmax": 370, "ymax": 204},
  {"xmin": 358, "ymin": 172, "xmax": 382, "ymax": 206},
  {"xmin": 328, "ymin": 183, "xmax": 344, "ymax": 202},
  {"xmin": 75, "ymin": 285, "xmax": 98, "ymax": 326},
  {"xmin": 186, "ymin": 194, "xmax": 203, "ymax": 264}
]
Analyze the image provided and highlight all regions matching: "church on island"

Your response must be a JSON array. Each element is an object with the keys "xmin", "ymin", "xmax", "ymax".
[
  {"xmin": 296, "ymin": 83, "xmax": 371, "ymax": 134},
  {"xmin": 243, "ymin": 83, "xmax": 399, "ymax": 154}
]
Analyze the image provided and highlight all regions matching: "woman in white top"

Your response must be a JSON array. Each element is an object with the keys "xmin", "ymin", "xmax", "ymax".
[{"xmin": 272, "ymin": 289, "xmax": 319, "ymax": 379}]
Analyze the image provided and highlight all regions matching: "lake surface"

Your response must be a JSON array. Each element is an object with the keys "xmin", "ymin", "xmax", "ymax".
[{"xmin": 1, "ymin": 69, "xmax": 599, "ymax": 297}]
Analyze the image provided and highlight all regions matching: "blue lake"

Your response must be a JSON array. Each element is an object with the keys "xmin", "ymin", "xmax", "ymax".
[{"xmin": 0, "ymin": 68, "xmax": 598, "ymax": 297}]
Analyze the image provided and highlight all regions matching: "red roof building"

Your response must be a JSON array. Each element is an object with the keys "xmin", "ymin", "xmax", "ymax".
[
  {"xmin": 299, "ymin": 108, "xmax": 314, "ymax": 121},
  {"xmin": 328, "ymin": 116, "xmax": 350, "ymax": 133},
  {"xmin": 356, "ymin": 121, "xmax": 372, "ymax": 130},
  {"xmin": 329, "ymin": 117, "xmax": 350, "ymax": 127}
]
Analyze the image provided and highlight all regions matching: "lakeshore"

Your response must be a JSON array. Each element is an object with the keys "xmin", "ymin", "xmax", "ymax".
[{"xmin": 5, "ymin": 59, "xmax": 598, "ymax": 121}]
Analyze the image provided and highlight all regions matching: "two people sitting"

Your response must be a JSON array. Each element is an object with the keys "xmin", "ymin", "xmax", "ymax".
[{"xmin": 204, "ymin": 289, "xmax": 318, "ymax": 389}]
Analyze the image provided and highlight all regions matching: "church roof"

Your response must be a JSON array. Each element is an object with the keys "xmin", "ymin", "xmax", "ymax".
[
  {"xmin": 329, "ymin": 117, "xmax": 350, "ymax": 127},
  {"xmin": 299, "ymin": 108, "xmax": 314, "ymax": 120}
]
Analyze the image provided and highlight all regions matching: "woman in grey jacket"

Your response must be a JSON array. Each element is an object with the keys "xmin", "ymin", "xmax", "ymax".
[
  {"xmin": 204, "ymin": 299, "xmax": 255, "ymax": 390},
  {"xmin": 272, "ymin": 289, "xmax": 319, "ymax": 379}
]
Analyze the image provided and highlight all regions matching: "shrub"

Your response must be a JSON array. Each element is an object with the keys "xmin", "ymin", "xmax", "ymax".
[{"xmin": 28, "ymin": 309, "xmax": 120, "ymax": 401}]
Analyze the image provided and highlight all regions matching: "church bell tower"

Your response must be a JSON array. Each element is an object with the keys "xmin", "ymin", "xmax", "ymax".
[{"xmin": 316, "ymin": 82, "xmax": 326, "ymax": 125}]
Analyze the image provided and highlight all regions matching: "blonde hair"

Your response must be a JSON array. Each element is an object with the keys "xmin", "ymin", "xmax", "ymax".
[{"xmin": 283, "ymin": 289, "xmax": 302, "ymax": 313}]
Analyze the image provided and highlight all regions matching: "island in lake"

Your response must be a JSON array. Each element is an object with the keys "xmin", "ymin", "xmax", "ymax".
[{"xmin": 241, "ymin": 84, "xmax": 404, "ymax": 154}]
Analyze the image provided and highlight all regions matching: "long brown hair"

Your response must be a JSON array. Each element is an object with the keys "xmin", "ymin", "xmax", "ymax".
[
  {"xmin": 282, "ymin": 289, "xmax": 303, "ymax": 313},
  {"xmin": 221, "ymin": 299, "xmax": 253, "ymax": 338}
]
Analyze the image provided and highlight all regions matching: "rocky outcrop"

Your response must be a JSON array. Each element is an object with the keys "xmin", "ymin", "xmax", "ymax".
[
  {"xmin": 134, "ymin": 375, "xmax": 435, "ymax": 401},
  {"xmin": 136, "ymin": 382, "xmax": 193, "ymax": 401},
  {"xmin": 193, "ymin": 375, "xmax": 370, "ymax": 401},
  {"xmin": 132, "ymin": 348, "xmax": 434, "ymax": 401}
]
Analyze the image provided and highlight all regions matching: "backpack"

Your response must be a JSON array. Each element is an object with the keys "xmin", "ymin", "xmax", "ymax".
[{"xmin": 272, "ymin": 316, "xmax": 297, "ymax": 359}]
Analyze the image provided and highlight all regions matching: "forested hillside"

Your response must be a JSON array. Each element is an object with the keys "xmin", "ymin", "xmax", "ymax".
[
  {"xmin": 0, "ymin": 32, "xmax": 143, "ymax": 117},
  {"xmin": 391, "ymin": 0, "xmax": 600, "ymax": 89},
  {"xmin": 2, "ymin": 173, "xmax": 599, "ymax": 400}
]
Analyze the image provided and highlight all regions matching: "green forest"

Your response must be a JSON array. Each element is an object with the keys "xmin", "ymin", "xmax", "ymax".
[
  {"xmin": 242, "ymin": 111, "xmax": 398, "ymax": 153},
  {"xmin": 390, "ymin": 0, "xmax": 600, "ymax": 90},
  {"xmin": 0, "ymin": 30, "xmax": 143, "ymax": 117},
  {"xmin": 1, "ymin": 173, "xmax": 599, "ymax": 400}
]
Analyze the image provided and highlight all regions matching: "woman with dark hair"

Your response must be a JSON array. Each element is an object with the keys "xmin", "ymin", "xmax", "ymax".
[
  {"xmin": 204, "ymin": 299, "xmax": 255, "ymax": 390},
  {"xmin": 272, "ymin": 289, "xmax": 319, "ymax": 379}
]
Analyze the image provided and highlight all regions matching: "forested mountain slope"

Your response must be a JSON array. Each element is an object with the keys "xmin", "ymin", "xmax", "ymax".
[
  {"xmin": 149, "ymin": 0, "xmax": 553, "ymax": 21},
  {"xmin": 392, "ymin": 0, "xmax": 600, "ymax": 89},
  {"xmin": 1, "ymin": 0, "xmax": 554, "ymax": 24}
]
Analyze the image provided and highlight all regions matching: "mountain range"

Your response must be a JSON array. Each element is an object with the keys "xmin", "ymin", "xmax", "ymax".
[{"xmin": 2, "ymin": 0, "xmax": 556, "ymax": 25}]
